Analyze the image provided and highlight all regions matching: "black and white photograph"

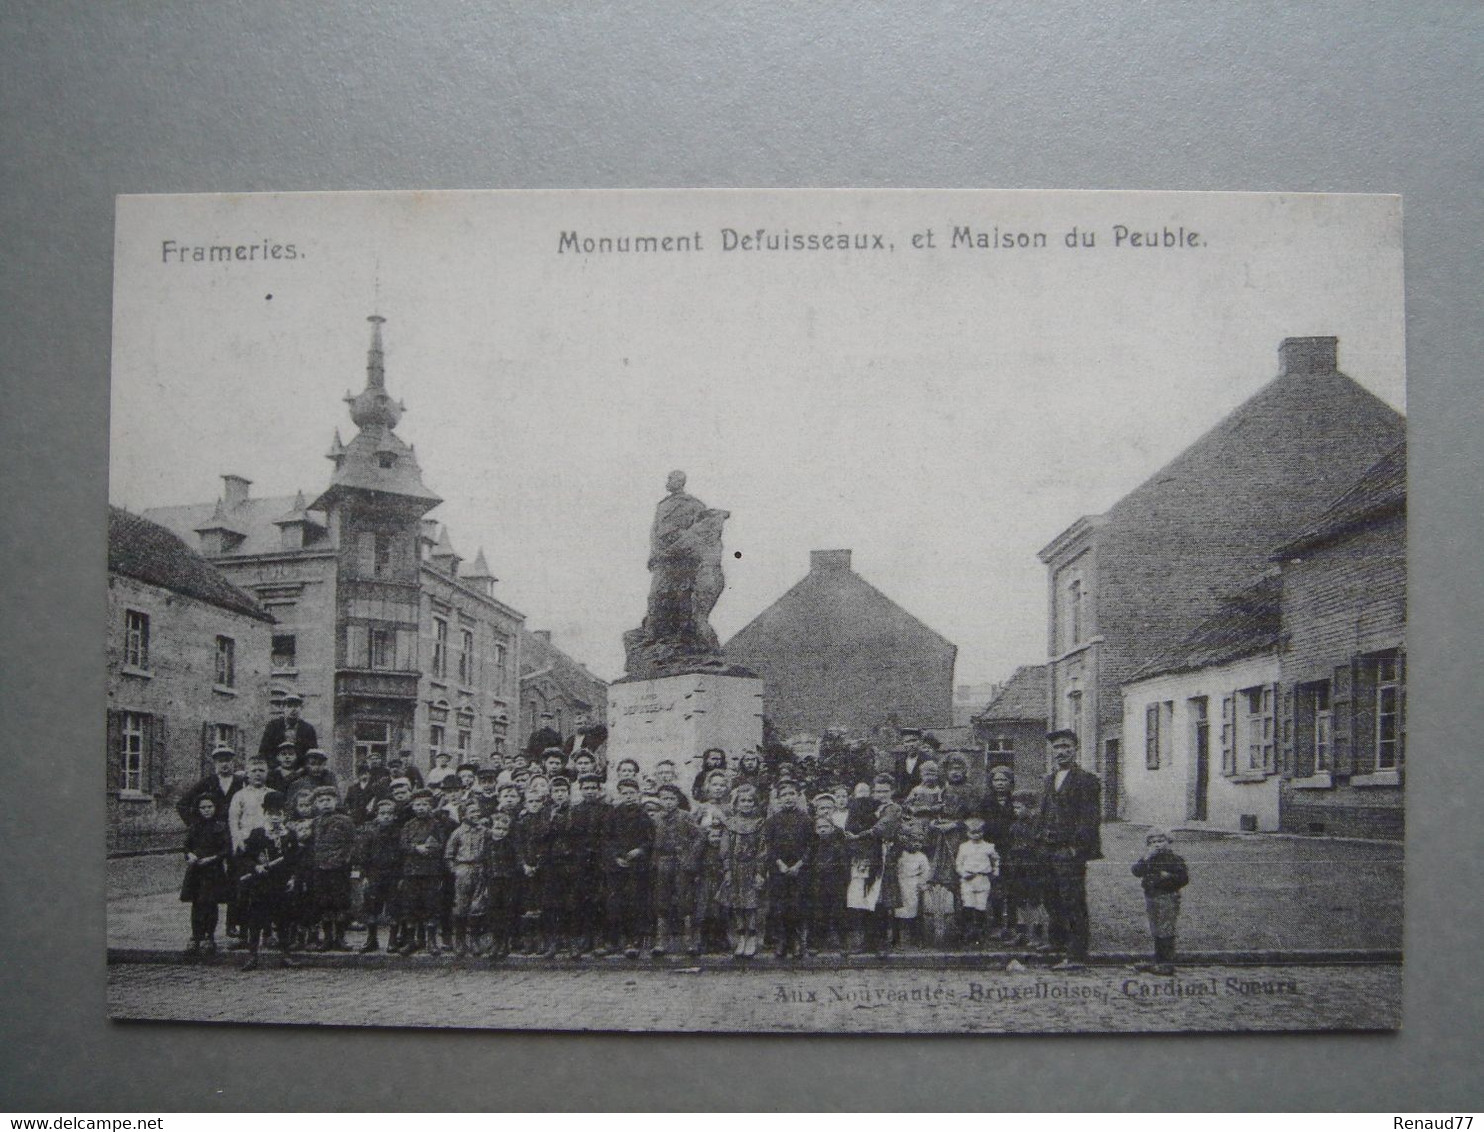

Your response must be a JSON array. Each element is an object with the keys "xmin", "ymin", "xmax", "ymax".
[{"xmin": 105, "ymin": 188, "xmax": 1406, "ymax": 1035}]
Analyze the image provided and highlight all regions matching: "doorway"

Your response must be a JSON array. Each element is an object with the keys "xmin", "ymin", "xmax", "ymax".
[{"xmin": 1191, "ymin": 696, "xmax": 1210, "ymax": 821}]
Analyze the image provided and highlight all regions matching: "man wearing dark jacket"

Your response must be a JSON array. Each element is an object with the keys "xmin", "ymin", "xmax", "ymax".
[
  {"xmin": 258, "ymin": 692, "xmax": 318, "ymax": 762},
  {"xmin": 176, "ymin": 746, "xmax": 243, "ymax": 824},
  {"xmin": 563, "ymin": 712, "xmax": 608, "ymax": 760},
  {"xmin": 1038, "ymin": 729, "xmax": 1102, "ymax": 970}
]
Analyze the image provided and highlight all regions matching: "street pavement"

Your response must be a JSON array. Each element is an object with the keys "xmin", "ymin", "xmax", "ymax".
[
  {"xmin": 109, "ymin": 821, "xmax": 1405, "ymax": 955},
  {"xmin": 107, "ymin": 960, "xmax": 1401, "ymax": 1033}
]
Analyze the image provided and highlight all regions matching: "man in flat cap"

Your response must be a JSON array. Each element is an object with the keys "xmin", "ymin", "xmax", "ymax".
[
  {"xmin": 176, "ymin": 744, "xmax": 244, "ymax": 826},
  {"xmin": 1037, "ymin": 729, "xmax": 1103, "ymax": 970},
  {"xmin": 258, "ymin": 690, "xmax": 318, "ymax": 764}
]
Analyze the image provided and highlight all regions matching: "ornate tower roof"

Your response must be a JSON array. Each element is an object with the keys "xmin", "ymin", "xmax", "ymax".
[{"xmin": 311, "ymin": 316, "xmax": 441, "ymax": 514}]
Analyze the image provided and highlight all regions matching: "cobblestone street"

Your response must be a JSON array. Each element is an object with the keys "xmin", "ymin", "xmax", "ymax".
[
  {"xmin": 108, "ymin": 822, "xmax": 1403, "ymax": 1034},
  {"xmin": 108, "ymin": 960, "xmax": 1400, "ymax": 1033}
]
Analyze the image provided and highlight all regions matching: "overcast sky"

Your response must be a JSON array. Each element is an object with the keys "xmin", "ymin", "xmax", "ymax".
[{"xmin": 111, "ymin": 190, "xmax": 1405, "ymax": 687}]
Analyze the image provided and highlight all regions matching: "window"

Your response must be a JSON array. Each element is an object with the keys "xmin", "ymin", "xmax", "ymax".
[
  {"xmin": 458, "ymin": 628, "xmax": 475, "ymax": 685},
  {"xmin": 354, "ymin": 721, "xmax": 391, "ymax": 764},
  {"xmin": 357, "ymin": 531, "xmax": 403, "ymax": 579},
  {"xmin": 432, "ymin": 617, "xmax": 448, "ymax": 678},
  {"xmin": 272, "ymin": 634, "xmax": 297, "ymax": 671},
  {"xmin": 121, "ymin": 711, "xmax": 149, "ymax": 792},
  {"xmin": 124, "ymin": 609, "xmax": 150, "ymax": 669},
  {"xmin": 429, "ymin": 723, "xmax": 445, "ymax": 764},
  {"xmin": 1220, "ymin": 696, "xmax": 1235, "ymax": 775},
  {"xmin": 369, "ymin": 626, "xmax": 394, "ymax": 670},
  {"xmin": 494, "ymin": 640, "xmax": 508, "ymax": 671},
  {"xmin": 1236, "ymin": 684, "xmax": 1276, "ymax": 775},
  {"xmin": 1145, "ymin": 701, "xmax": 1172, "ymax": 769},
  {"xmin": 457, "ymin": 729, "xmax": 471, "ymax": 759},
  {"xmin": 1068, "ymin": 577, "xmax": 1084, "ymax": 647},
  {"xmin": 1064, "ymin": 687, "xmax": 1083, "ymax": 749},
  {"xmin": 214, "ymin": 635, "xmax": 235, "ymax": 687},
  {"xmin": 1375, "ymin": 655, "xmax": 1402, "ymax": 770},
  {"xmin": 985, "ymin": 734, "xmax": 1013, "ymax": 758},
  {"xmin": 213, "ymin": 723, "xmax": 237, "ymax": 751},
  {"xmin": 1309, "ymin": 684, "xmax": 1332, "ymax": 773}
]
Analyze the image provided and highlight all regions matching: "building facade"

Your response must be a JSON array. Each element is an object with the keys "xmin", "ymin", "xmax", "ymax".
[
  {"xmin": 1273, "ymin": 442, "xmax": 1406, "ymax": 839},
  {"xmin": 144, "ymin": 317, "xmax": 525, "ymax": 782},
  {"xmin": 519, "ymin": 627, "xmax": 609, "ymax": 743},
  {"xmin": 1037, "ymin": 337, "xmax": 1405, "ymax": 817},
  {"xmin": 1120, "ymin": 577, "xmax": 1284, "ymax": 832},
  {"xmin": 971, "ymin": 663, "xmax": 1050, "ymax": 791},
  {"xmin": 724, "ymin": 549, "xmax": 957, "ymax": 737},
  {"xmin": 106, "ymin": 507, "xmax": 274, "ymax": 847}
]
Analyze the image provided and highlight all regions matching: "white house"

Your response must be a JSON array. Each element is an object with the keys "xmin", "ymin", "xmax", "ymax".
[{"xmin": 1120, "ymin": 575, "xmax": 1283, "ymax": 833}]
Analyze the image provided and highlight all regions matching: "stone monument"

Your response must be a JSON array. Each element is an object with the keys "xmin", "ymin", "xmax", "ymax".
[{"xmin": 607, "ymin": 471, "xmax": 764, "ymax": 782}]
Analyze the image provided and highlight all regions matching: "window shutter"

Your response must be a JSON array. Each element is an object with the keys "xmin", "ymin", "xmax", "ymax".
[
  {"xmin": 106, "ymin": 710, "xmax": 123, "ymax": 793},
  {"xmin": 1352, "ymin": 658, "xmax": 1378, "ymax": 776},
  {"xmin": 1145, "ymin": 704, "xmax": 1159, "ymax": 769},
  {"xmin": 149, "ymin": 715, "xmax": 168, "ymax": 795},
  {"xmin": 1331, "ymin": 662, "xmax": 1354, "ymax": 776},
  {"xmin": 1293, "ymin": 685, "xmax": 1314, "ymax": 779},
  {"xmin": 201, "ymin": 722, "xmax": 214, "ymax": 777},
  {"xmin": 1397, "ymin": 651, "xmax": 1407, "ymax": 768},
  {"xmin": 1220, "ymin": 695, "xmax": 1235, "ymax": 775},
  {"xmin": 1264, "ymin": 683, "xmax": 1280, "ymax": 774},
  {"xmin": 1280, "ymin": 685, "xmax": 1295, "ymax": 777}
]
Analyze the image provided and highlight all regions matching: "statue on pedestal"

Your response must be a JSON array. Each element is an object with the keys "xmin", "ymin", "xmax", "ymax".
[{"xmin": 623, "ymin": 470, "xmax": 732, "ymax": 678}]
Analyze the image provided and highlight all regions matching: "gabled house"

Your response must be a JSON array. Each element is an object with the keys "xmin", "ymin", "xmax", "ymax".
[
  {"xmin": 1038, "ymin": 336, "xmax": 1405, "ymax": 816},
  {"xmin": 107, "ymin": 506, "xmax": 274, "ymax": 846},
  {"xmin": 725, "ymin": 549, "xmax": 957, "ymax": 737}
]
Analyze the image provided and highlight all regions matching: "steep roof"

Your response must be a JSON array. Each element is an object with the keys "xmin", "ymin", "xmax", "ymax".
[
  {"xmin": 974, "ymin": 664, "xmax": 1048, "ymax": 723},
  {"xmin": 143, "ymin": 494, "xmax": 325, "ymax": 558},
  {"xmin": 1037, "ymin": 338, "xmax": 1404, "ymax": 673},
  {"xmin": 108, "ymin": 506, "xmax": 273, "ymax": 621},
  {"xmin": 1128, "ymin": 573, "xmax": 1281, "ymax": 683},
  {"xmin": 1274, "ymin": 440, "xmax": 1406, "ymax": 558},
  {"xmin": 727, "ymin": 553, "xmax": 956, "ymax": 654},
  {"xmin": 1106, "ymin": 352, "xmax": 1403, "ymax": 533},
  {"xmin": 520, "ymin": 630, "xmax": 608, "ymax": 710}
]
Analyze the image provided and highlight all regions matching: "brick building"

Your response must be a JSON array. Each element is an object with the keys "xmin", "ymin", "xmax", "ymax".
[
  {"xmin": 971, "ymin": 663, "xmax": 1050, "ymax": 791},
  {"xmin": 1037, "ymin": 337, "xmax": 1405, "ymax": 817},
  {"xmin": 144, "ymin": 317, "xmax": 525, "ymax": 781},
  {"xmin": 106, "ymin": 506, "xmax": 274, "ymax": 847},
  {"xmin": 1273, "ymin": 441, "xmax": 1405, "ymax": 839},
  {"xmin": 724, "ymin": 549, "xmax": 956, "ymax": 737},
  {"xmin": 519, "ymin": 627, "xmax": 609, "ymax": 742}
]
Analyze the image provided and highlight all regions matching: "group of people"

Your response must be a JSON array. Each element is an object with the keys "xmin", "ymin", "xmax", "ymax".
[{"xmin": 175, "ymin": 717, "xmax": 1190, "ymax": 975}]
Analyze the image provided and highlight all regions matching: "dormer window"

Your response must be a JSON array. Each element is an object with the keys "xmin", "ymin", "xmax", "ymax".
[{"xmin": 377, "ymin": 452, "xmax": 397, "ymax": 469}]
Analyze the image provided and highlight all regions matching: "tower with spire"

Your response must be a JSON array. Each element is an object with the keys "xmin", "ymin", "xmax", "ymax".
[
  {"xmin": 308, "ymin": 317, "xmax": 446, "ymax": 763},
  {"xmin": 143, "ymin": 315, "xmax": 545, "ymax": 782}
]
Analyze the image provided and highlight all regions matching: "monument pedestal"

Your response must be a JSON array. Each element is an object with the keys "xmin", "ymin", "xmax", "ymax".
[{"xmin": 606, "ymin": 671, "xmax": 765, "ymax": 785}]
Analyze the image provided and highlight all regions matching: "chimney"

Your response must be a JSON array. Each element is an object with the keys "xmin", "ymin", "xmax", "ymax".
[
  {"xmin": 221, "ymin": 474, "xmax": 252, "ymax": 509},
  {"xmin": 811, "ymin": 549, "xmax": 852, "ymax": 574},
  {"xmin": 1279, "ymin": 336, "xmax": 1338, "ymax": 377}
]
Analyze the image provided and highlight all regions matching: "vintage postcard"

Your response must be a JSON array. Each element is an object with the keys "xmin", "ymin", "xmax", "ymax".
[{"xmin": 106, "ymin": 189, "xmax": 1405, "ymax": 1034}]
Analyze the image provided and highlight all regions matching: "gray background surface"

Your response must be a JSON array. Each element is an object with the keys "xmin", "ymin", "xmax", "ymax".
[{"xmin": 2, "ymin": 0, "xmax": 1480, "ymax": 1112}]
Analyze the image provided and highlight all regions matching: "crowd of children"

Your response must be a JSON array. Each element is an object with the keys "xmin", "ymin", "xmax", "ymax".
[{"xmin": 178, "ymin": 738, "xmax": 1187, "ymax": 971}]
